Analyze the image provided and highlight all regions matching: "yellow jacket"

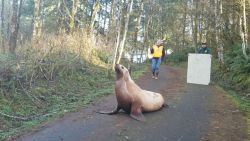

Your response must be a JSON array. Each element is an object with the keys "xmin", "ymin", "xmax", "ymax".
[{"xmin": 152, "ymin": 45, "xmax": 164, "ymax": 58}]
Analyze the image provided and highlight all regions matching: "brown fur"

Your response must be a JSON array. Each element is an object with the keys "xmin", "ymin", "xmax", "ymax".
[{"xmin": 99, "ymin": 64, "xmax": 165, "ymax": 121}]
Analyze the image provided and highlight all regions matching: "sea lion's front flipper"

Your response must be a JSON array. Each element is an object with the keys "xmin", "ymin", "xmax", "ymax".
[
  {"xmin": 98, "ymin": 106, "xmax": 121, "ymax": 115},
  {"xmin": 130, "ymin": 105, "xmax": 145, "ymax": 121}
]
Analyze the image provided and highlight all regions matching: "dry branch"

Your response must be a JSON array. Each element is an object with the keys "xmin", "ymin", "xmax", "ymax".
[{"xmin": 0, "ymin": 111, "xmax": 57, "ymax": 121}]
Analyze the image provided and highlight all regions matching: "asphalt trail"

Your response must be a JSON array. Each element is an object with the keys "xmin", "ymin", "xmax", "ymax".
[{"xmin": 15, "ymin": 65, "xmax": 215, "ymax": 141}]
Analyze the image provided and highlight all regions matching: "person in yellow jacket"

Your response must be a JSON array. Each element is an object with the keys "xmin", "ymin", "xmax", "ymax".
[{"xmin": 150, "ymin": 39, "xmax": 166, "ymax": 79}]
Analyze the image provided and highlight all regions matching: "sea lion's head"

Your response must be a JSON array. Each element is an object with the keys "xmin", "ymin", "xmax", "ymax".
[{"xmin": 115, "ymin": 64, "xmax": 130, "ymax": 81}]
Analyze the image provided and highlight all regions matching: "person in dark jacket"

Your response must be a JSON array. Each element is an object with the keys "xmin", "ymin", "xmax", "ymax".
[
  {"xmin": 198, "ymin": 43, "xmax": 210, "ymax": 54},
  {"xmin": 150, "ymin": 39, "xmax": 166, "ymax": 80}
]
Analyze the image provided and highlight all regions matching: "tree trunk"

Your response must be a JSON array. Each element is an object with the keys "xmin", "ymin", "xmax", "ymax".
[
  {"xmin": 103, "ymin": 1, "xmax": 108, "ymax": 31},
  {"xmin": 106, "ymin": 0, "xmax": 116, "ymax": 44},
  {"xmin": 199, "ymin": 2, "xmax": 205, "ymax": 43},
  {"xmin": 89, "ymin": 0, "xmax": 95, "ymax": 22},
  {"xmin": 17, "ymin": 0, "xmax": 23, "ymax": 43},
  {"xmin": 9, "ymin": 0, "xmax": 19, "ymax": 54},
  {"xmin": 109, "ymin": 0, "xmax": 116, "ymax": 30},
  {"xmin": 1, "ymin": 0, "xmax": 5, "ymax": 53},
  {"xmin": 240, "ymin": 0, "xmax": 249, "ymax": 60},
  {"xmin": 193, "ymin": 0, "xmax": 198, "ymax": 50},
  {"xmin": 182, "ymin": 1, "xmax": 187, "ymax": 48},
  {"xmin": 215, "ymin": 0, "xmax": 224, "ymax": 63},
  {"xmin": 112, "ymin": 1, "xmax": 122, "ymax": 70},
  {"xmin": 33, "ymin": 0, "xmax": 43, "ymax": 38},
  {"xmin": 131, "ymin": 0, "xmax": 144, "ymax": 63},
  {"xmin": 69, "ymin": 0, "xmax": 79, "ymax": 33},
  {"xmin": 90, "ymin": 0, "xmax": 100, "ymax": 32},
  {"xmin": 143, "ymin": 15, "xmax": 151, "ymax": 54},
  {"xmin": 116, "ymin": 0, "xmax": 134, "ymax": 64},
  {"xmin": 56, "ymin": 0, "xmax": 64, "ymax": 32}
]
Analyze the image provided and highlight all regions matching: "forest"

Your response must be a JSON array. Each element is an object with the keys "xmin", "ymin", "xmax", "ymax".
[{"xmin": 0, "ymin": 0, "xmax": 249, "ymax": 140}]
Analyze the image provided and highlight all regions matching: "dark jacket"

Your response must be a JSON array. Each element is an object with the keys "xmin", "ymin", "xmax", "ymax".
[{"xmin": 198, "ymin": 47, "xmax": 210, "ymax": 54}]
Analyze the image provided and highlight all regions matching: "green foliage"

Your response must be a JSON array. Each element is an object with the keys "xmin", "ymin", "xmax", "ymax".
[
  {"xmin": 97, "ymin": 50, "xmax": 110, "ymax": 63},
  {"xmin": 227, "ymin": 90, "xmax": 250, "ymax": 138},
  {"xmin": 214, "ymin": 44, "xmax": 250, "ymax": 93},
  {"xmin": 167, "ymin": 47, "xmax": 195, "ymax": 64},
  {"xmin": 211, "ymin": 44, "xmax": 250, "ymax": 139},
  {"xmin": 129, "ymin": 63, "xmax": 148, "ymax": 80}
]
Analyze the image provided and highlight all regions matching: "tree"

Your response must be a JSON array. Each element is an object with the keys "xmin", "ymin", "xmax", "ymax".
[
  {"xmin": 33, "ymin": 0, "xmax": 43, "ymax": 38},
  {"xmin": 181, "ymin": 1, "xmax": 188, "ymax": 48},
  {"xmin": 193, "ymin": 0, "xmax": 199, "ymax": 49},
  {"xmin": 56, "ymin": 0, "xmax": 63, "ymax": 31},
  {"xmin": 1, "ymin": 0, "xmax": 5, "ymax": 53},
  {"xmin": 111, "ymin": 0, "xmax": 122, "ymax": 70},
  {"xmin": 215, "ymin": 0, "xmax": 224, "ymax": 63},
  {"xmin": 116, "ymin": 0, "xmax": 134, "ymax": 64},
  {"xmin": 69, "ymin": 0, "xmax": 79, "ymax": 33},
  {"xmin": 90, "ymin": 0, "xmax": 101, "ymax": 32},
  {"xmin": 240, "ymin": 0, "xmax": 249, "ymax": 60},
  {"xmin": 131, "ymin": 0, "xmax": 144, "ymax": 63},
  {"xmin": 9, "ymin": 0, "xmax": 19, "ymax": 53}
]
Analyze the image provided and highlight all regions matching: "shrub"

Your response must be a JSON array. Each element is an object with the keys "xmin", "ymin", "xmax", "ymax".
[
  {"xmin": 212, "ymin": 44, "xmax": 250, "ymax": 95},
  {"xmin": 167, "ymin": 47, "xmax": 195, "ymax": 64}
]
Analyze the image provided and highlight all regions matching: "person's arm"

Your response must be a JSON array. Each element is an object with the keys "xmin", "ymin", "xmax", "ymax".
[
  {"xmin": 198, "ymin": 47, "xmax": 202, "ymax": 53},
  {"xmin": 206, "ymin": 47, "xmax": 210, "ymax": 54},
  {"xmin": 161, "ymin": 48, "xmax": 166, "ymax": 60},
  {"xmin": 163, "ymin": 48, "xmax": 166, "ymax": 57},
  {"xmin": 150, "ymin": 48, "xmax": 154, "ymax": 54}
]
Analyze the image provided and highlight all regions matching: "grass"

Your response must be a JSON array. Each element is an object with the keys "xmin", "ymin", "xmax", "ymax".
[{"xmin": 227, "ymin": 91, "xmax": 250, "ymax": 140}]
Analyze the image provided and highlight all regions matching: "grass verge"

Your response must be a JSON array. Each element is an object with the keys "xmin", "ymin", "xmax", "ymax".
[{"xmin": 227, "ymin": 91, "xmax": 250, "ymax": 140}]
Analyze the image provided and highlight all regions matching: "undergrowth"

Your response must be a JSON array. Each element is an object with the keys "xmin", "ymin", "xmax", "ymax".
[
  {"xmin": 211, "ymin": 46, "xmax": 250, "ymax": 97},
  {"xmin": 227, "ymin": 91, "xmax": 250, "ymax": 140},
  {"xmin": 166, "ymin": 47, "xmax": 195, "ymax": 65}
]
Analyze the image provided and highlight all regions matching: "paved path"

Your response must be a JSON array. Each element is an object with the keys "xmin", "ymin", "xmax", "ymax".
[{"xmin": 14, "ymin": 65, "xmax": 247, "ymax": 141}]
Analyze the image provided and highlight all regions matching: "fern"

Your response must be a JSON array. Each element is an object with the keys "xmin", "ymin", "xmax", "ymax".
[{"xmin": 217, "ymin": 44, "xmax": 250, "ymax": 93}]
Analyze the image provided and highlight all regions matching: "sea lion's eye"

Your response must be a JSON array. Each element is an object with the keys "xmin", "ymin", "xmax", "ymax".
[{"xmin": 121, "ymin": 66, "xmax": 124, "ymax": 69}]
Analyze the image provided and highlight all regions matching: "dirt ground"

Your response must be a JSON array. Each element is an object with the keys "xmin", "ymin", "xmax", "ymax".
[
  {"xmin": 202, "ymin": 86, "xmax": 248, "ymax": 141},
  {"xmin": 11, "ymin": 65, "xmax": 248, "ymax": 141}
]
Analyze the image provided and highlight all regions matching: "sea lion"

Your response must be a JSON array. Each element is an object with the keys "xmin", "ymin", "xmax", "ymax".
[{"xmin": 99, "ymin": 64, "xmax": 165, "ymax": 121}]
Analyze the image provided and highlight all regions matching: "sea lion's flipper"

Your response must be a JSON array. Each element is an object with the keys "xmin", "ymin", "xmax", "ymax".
[
  {"xmin": 98, "ymin": 106, "xmax": 121, "ymax": 115},
  {"xmin": 130, "ymin": 105, "xmax": 145, "ymax": 121},
  {"xmin": 161, "ymin": 103, "xmax": 169, "ymax": 109},
  {"xmin": 130, "ymin": 111, "xmax": 145, "ymax": 121}
]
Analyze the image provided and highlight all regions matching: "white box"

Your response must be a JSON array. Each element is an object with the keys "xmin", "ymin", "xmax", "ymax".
[{"xmin": 187, "ymin": 53, "xmax": 212, "ymax": 85}]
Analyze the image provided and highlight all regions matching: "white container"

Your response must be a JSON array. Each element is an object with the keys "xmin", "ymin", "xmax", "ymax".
[{"xmin": 187, "ymin": 53, "xmax": 212, "ymax": 85}]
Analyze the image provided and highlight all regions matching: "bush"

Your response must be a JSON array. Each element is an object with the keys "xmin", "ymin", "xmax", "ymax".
[
  {"xmin": 212, "ymin": 44, "xmax": 250, "ymax": 95},
  {"xmin": 167, "ymin": 47, "xmax": 195, "ymax": 64}
]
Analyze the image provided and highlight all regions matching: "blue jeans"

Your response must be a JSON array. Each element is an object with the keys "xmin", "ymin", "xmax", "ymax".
[{"xmin": 151, "ymin": 58, "xmax": 161, "ymax": 76}]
